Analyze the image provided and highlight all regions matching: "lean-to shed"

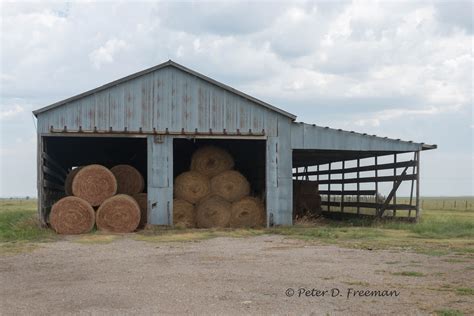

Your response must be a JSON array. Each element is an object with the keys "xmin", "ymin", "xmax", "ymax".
[{"xmin": 33, "ymin": 60, "xmax": 436, "ymax": 226}]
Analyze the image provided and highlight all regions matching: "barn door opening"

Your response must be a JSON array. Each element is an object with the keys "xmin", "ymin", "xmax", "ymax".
[
  {"xmin": 172, "ymin": 138, "xmax": 266, "ymax": 227},
  {"xmin": 39, "ymin": 135, "xmax": 147, "ymax": 224}
]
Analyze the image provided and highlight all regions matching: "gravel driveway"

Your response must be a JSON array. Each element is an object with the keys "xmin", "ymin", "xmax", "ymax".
[{"xmin": 1, "ymin": 235, "xmax": 472, "ymax": 315}]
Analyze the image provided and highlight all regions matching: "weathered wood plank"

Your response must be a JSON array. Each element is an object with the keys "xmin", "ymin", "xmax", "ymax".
[
  {"xmin": 293, "ymin": 160, "xmax": 416, "ymax": 176},
  {"xmin": 318, "ymin": 174, "xmax": 416, "ymax": 185}
]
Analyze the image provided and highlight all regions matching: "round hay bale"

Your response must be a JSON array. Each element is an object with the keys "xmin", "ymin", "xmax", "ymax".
[
  {"xmin": 132, "ymin": 193, "xmax": 147, "ymax": 229},
  {"xmin": 72, "ymin": 164, "xmax": 117, "ymax": 206},
  {"xmin": 64, "ymin": 167, "xmax": 83, "ymax": 196},
  {"xmin": 190, "ymin": 145, "xmax": 234, "ymax": 177},
  {"xmin": 174, "ymin": 171, "xmax": 211, "ymax": 204},
  {"xmin": 110, "ymin": 165, "xmax": 144, "ymax": 195},
  {"xmin": 173, "ymin": 198, "xmax": 196, "ymax": 228},
  {"xmin": 196, "ymin": 195, "xmax": 231, "ymax": 228},
  {"xmin": 96, "ymin": 194, "xmax": 140, "ymax": 233},
  {"xmin": 230, "ymin": 196, "xmax": 265, "ymax": 228},
  {"xmin": 210, "ymin": 170, "xmax": 250, "ymax": 202},
  {"xmin": 50, "ymin": 196, "xmax": 95, "ymax": 234}
]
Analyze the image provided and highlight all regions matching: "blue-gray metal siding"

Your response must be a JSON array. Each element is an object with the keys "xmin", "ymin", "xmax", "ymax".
[
  {"xmin": 37, "ymin": 67, "xmax": 282, "ymax": 137},
  {"xmin": 291, "ymin": 123, "xmax": 423, "ymax": 152}
]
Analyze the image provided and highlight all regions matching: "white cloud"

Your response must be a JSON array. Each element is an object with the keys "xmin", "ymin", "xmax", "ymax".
[
  {"xmin": 0, "ymin": 105, "xmax": 24, "ymax": 120},
  {"xmin": 89, "ymin": 38, "xmax": 128, "ymax": 69},
  {"xmin": 0, "ymin": 1, "xmax": 473, "ymax": 196}
]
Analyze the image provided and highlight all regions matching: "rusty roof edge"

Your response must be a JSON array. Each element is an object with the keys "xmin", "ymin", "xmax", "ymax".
[
  {"xmin": 295, "ymin": 122, "xmax": 437, "ymax": 151},
  {"xmin": 32, "ymin": 60, "xmax": 297, "ymax": 120}
]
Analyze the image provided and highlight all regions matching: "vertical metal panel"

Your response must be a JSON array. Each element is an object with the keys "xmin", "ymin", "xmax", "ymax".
[
  {"xmin": 95, "ymin": 90, "xmax": 110, "ymax": 130},
  {"xmin": 140, "ymin": 74, "xmax": 154, "ymax": 130},
  {"xmin": 124, "ymin": 78, "xmax": 142, "ymax": 130},
  {"xmin": 210, "ymin": 87, "xmax": 225, "ymax": 131},
  {"xmin": 224, "ymin": 91, "xmax": 237, "ymax": 131},
  {"xmin": 264, "ymin": 111, "xmax": 278, "ymax": 137},
  {"xmin": 290, "ymin": 123, "xmax": 304, "ymax": 148},
  {"xmin": 197, "ymin": 80, "xmax": 210, "ymax": 132},
  {"xmin": 276, "ymin": 118, "xmax": 293, "ymax": 225},
  {"xmin": 266, "ymin": 136, "xmax": 278, "ymax": 227},
  {"xmin": 251, "ymin": 102, "xmax": 264, "ymax": 132},
  {"xmin": 147, "ymin": 135, "xmax": 173, "ymax": 225},
  {"xmin": 153, "ymin": 68, "xmax": 169, "ymax": 129},
  {"xmin": 170, "ymin": 69, "xmax": 181, "ymax": 130},
  {"xmin": 81, "ymin": 96, "xmax": 96, "ymax": 130},
  {"xmin": 109, "ymin": 85, "xmax": 125, "ymax": 130}
]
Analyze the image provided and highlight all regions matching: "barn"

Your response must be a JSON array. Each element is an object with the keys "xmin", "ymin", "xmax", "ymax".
[{"xmin": 33, "ymin": 60, "xmax": 436, "ymax": 227}]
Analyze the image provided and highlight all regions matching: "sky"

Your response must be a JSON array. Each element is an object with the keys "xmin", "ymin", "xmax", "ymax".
[{"xmin": 0, "ymin": 0, "xmax": 472, "ymax": 197}]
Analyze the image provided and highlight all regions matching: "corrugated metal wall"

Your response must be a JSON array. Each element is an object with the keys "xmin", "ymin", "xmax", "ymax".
[
  {"xmin": 37, "ymin": 67, "xmax": 282, "ymax": 137},
  {"xmin": 37, "ymin": 66, "xmax": 294, "ymax": 226}
]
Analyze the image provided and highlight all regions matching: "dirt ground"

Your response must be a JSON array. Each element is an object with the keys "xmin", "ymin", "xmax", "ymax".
[{"xmin": 1, "ymin": 235, "xmax": 472, "ymax": 315}]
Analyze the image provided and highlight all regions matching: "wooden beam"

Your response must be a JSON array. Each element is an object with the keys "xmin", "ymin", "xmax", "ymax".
[
  {"xmin": 317, "ymin": 174, "xmax": 416, "ymax": 185},
  {"xmin": 42, "ymin": 152, "xmax": 68, "ymax": 177},
  {"xmin": 319, "ymin": 190, "xmax": 377, "ymax": 196},
  {"xmin": 321, "ymin": 200, "xmax": 413, "ymax": 210},
  {"xmin": 43, "ymin": 179, "xmax": 64, "ymax": 191},
  {"xmin": 293, "ymin": 160, "xmax": 416, "ymax": 177},
  {"xmin": 43, "ymin": 166, "xmax": 65, "ymax": 184}
]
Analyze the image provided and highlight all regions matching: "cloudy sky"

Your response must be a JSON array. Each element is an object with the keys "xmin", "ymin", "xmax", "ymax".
[{"xmin": 1, "ymin": 0, "xmax": 472, "ymax": 197}]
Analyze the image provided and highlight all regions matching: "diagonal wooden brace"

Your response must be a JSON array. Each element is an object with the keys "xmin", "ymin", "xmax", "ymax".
[{"xmin": 378, "ymin": 164, "xmax": 411, "ymax": 218}]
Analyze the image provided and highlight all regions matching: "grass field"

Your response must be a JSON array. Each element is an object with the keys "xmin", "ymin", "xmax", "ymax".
[{"xmin": 0, "ymin": 197, "xmax": 473, "ymax": 256}]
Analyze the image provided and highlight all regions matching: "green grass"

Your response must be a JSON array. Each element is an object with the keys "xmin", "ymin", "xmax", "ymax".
[
  {"xmin": 456, "ymin": 287, "xmax": 474, "ymax": 296},
  {"xmin": 0, "ymin": 200, "xmax": 55, "ymax": 243},
  {"xmin": 392, "ymin": 271, "xmax": 425, "ymax": 277},
  {"xmin": 435, "ymin": 309, "xmax": 464, "ymax": 316},
  {"xmin": 0, "ymin": 198, "xmax": 473, "ymax": 257}
]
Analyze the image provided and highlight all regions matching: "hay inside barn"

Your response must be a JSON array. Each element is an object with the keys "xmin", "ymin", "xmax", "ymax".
[
  {"xmin": 96, "ymin": 194, "xmax": 141, "ymax": 233},
  {"xmin": 111, "ymin": 164, "xmax": 145, "ymax": 195},
  {"xmin": 196, "ymin": 195, "xmax": 231, "ymax": 228},
  {"xmin": 50, "ymin": 196, "xmax": 95, "ymax": 234},
  {"xmin": 174, "ymin": 171, "xmax": 211, "ymax": 204},
  {"xmin": 173, "ymin": 198, "xmax": 196, "ymax": 228},
  {"xmin": 72, "ymin": 164, "xmax": 117, "ymax": 206}
]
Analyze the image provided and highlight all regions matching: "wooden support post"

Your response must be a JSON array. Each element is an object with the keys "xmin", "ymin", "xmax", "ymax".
[
  {"xmin": 415, "ymin": 151, "xmax": 420, "ymax": 222},
  {"xmin": 304, "ymin": 166, "xmax": 309, "ymax": 181},
  {"xmin": 316, "ymin": 165, "xmax": 319, "ymax": 183},
  {"xmin": 375, "ymin": 156, "xmax": 379, "ymax": 216},
  {"xmin": 341, "ymin": 160, "xmax": 345, "ymax": 213},
  {"xmin": 328, "ymin": 162, "xmax": 331, "ymax": 212},
  {"xmin": 393, "ymin": 154, "xmax": 397, "ymax": 217},
  {"xmin": 357, "ymin": 158, "xmax": 360, "ymax": 215},
  {"xmin": 408, "ymin": 152, "xmax": 416, "ymax": 218}
]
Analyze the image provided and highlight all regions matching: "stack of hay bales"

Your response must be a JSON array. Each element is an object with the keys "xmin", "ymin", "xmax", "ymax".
[
  {"xmin": 49, "ymin": 164, "xmax": 146, "ymax": 234},
  {"xmin": 293, "ymin": 180, "xmax": 322, "ymax": 219},
  {"xmin": 173, "ymin": 145, "xmax": 265, "ymax": 228}
]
